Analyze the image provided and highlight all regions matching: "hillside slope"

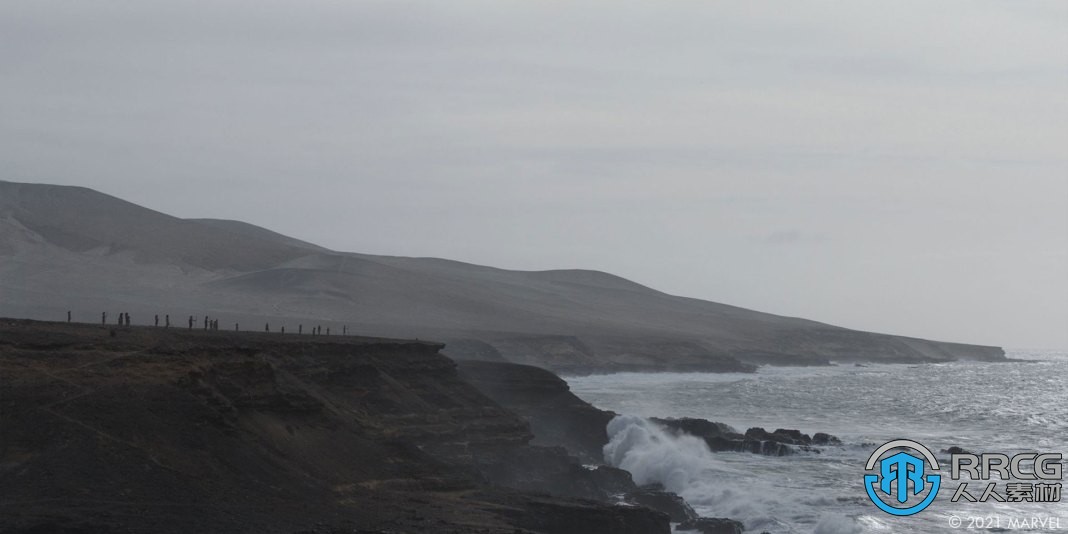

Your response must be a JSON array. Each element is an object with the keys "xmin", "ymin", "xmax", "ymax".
[{"xmin": 0, "ymin": 180, "xmax": 1005, "ymax": 372}]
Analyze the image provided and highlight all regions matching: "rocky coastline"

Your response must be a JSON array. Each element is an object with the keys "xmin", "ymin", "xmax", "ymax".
[
  {"xmin": 2, "ymin": 319, "xmax": 844, "ymax": 533},
  {"xmin": 458, "ymin": 360, "xmax": 847, "ymax": 534}
]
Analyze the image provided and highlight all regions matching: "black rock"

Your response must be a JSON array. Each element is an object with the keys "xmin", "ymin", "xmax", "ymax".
[
  {"xmin": 654, "ymin": 418, "xmax": 835, "ymax": 457},
  {"xmin": 588, "ymin": 465, "xmax": 637, "ymax": 496},
  {"xmin": 746, "ymin": 427, "xmax": 811, "ymax": 445},
  {"xmin": 651, "ymin": 417, "xmax": 737, "ymax": 437},
  {"xmin": 677, "ymin": 517, "xmax": 746, "ymax": 534},
  {"xmin": 813, "ymin": 432, "xmax": 842, "ymax": 445},
  {"xmin": 623, "ymin": 487, "xmax": 697, "ymax": 522},
  {"xmin": 662, "ymin": 418, "xmax": 844, "ymax": 456},
  {"xmin": 772, "ymin": 428, "xmax": 809, "ymax": 443}
]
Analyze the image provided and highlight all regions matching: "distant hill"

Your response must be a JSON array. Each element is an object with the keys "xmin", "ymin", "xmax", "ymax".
[{"xmin": 0, "ymin": 180, "xmax": 1005, "ymax": 372}]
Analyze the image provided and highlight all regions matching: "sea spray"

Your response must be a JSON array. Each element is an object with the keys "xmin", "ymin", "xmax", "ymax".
[
  {"xmin": 604, "ymin": 414, "xmax": 723, "ymax": 492},
  {"xmin": 604, "ymin": 414, "xmax": 861, "ymax": 533},
  {"xmin": 604, "ymin": 414, "xmax": 761, "ymax": 519}
]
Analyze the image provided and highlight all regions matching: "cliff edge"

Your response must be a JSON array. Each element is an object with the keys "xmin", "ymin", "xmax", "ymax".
[{"xmin": 0, "ymin": 319, "xmax": 666, "ymax": 534}]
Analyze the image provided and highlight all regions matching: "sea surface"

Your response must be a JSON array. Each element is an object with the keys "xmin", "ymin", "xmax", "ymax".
[{"xmin": 566, "ymin": 350, "xmax": 1068, "ymax": 533}]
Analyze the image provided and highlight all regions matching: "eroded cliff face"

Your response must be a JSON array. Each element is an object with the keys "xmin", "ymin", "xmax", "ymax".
[
  {"xmin": 457, "ymin": 360, "xmax": 615, "ymax": 464},
  {"xmin": 0, "ymin": 319, "xmax": 666, "ymax": 534}
]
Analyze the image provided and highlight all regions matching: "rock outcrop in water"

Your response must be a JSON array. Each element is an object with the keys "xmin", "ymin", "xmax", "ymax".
[
  {"xmin": 652, "ymin": 418, "xmax": 842, "ymax": 456},
  {"xmin": 459, "ymin": 362, "xmax": 852, "ymax": 531},
  {"xmin": 458, "ymin": 360, "xmax": 771, "ymax": 528},
  {"xmin": 0, "ymin": 319, "xmax": 668, "ymax": 534}
]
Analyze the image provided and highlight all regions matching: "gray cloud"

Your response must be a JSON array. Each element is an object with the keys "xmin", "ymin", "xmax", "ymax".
[{"xmin": 1, "ymin": 0, "xmax": 1066, "ymax": 348}]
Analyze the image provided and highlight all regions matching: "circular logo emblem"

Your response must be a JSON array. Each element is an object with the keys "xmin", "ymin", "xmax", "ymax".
[{"xmin": 864, "ymin": 439, "xmax": 942, "ymax": 516}]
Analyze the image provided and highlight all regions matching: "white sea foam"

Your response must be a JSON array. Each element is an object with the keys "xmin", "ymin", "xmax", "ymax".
[
  {"xmin": 604, "ymin": 414, "xmax": 723, "ymax": 491},
  {"xmin": 604, "ymin": 414, "xmax": 864, "ymax": 533},
  {"xmin": 812, "ymin": 513, "xmax": 864, "ymax": 534},
  {"xmin": 580, "ymin": 351, "xmax": 1068, "ymax": 533}
]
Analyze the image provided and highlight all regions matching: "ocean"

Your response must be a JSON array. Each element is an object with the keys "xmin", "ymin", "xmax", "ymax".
[{"xmin": 566, "ymin": 350, "xmax": 1068, "ymax": 533}]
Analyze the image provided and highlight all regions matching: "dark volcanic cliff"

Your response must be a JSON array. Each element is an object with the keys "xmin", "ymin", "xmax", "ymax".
[
  {"xmin": 457, "ymin": 360, "xmax": 614, "ymax": 464},
  {"xmin": 0, "ymin": 319, "xmax": 666, "ymax": 534}
]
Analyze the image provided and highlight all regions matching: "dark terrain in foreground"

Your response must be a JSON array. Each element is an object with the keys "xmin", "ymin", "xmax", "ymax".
[
  {"xmin": 2, "ymin": 319, "xmax": 853, "ymax": 534},
  {"xmin": 1, "ymin": 319, "xmax": 667, "ymax": 534}
]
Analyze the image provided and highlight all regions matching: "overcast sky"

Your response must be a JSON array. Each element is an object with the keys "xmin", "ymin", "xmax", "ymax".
[{"xmin": 2, "ymin": 1, "xmax": 1066, "ymax": 348}]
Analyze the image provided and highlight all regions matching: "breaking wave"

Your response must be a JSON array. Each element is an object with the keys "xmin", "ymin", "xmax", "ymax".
[
  {"xmin": 604, "ymin": 414, "xmax": 724, "ymax": 491},
  {"xmin": 604, "ymin": 414, "xmax": 861, "ymax": 533}
]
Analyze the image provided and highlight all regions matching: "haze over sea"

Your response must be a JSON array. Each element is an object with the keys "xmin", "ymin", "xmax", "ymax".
[{"xmin": 568, "ymin": 350, "xmax": 1068, "ymax": 533}]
